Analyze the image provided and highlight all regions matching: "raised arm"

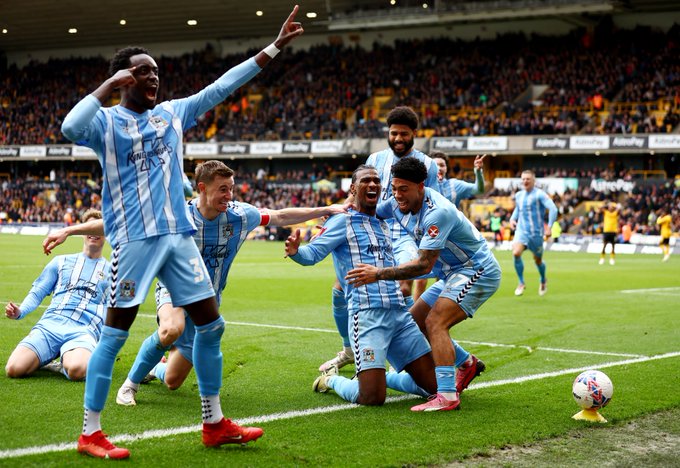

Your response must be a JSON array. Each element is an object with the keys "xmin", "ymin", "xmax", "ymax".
[
  {"xmin": 61, "ymin": 69, "xmax": 136, "ymax": 143},
  {"xmin": 472, "ymin": 154, "xmax": 487, "ymax": 194},
  {"xmin": 253, "ymin": 5, "xmax": 304, "ymax": 68}
]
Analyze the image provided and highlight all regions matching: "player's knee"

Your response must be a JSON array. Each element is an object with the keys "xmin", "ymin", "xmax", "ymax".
[
  {"xmin": 165, "ymin": 375, "xmax": 185, "ymax": 391},
  {"xmin": 66, "ymin": 363, "xmax": 87, "ymax": 381},
  {"xmin": 358, "ymin": 392, "xmax": 385, "ymax": 406},
  {"xmin": 424, "ymin": 313, "xmax": 443, "ymax": 333},
  {"xmin": 5, "ymin": 362, "xmax": 25, "ymax": 378},
  {"xmin": 158, "ymin": 324, "xmax": 183, "ymax": 346}
]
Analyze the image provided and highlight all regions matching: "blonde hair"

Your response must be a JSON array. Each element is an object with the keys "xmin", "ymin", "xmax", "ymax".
[{"xmin": 82, "ymin": 209, "xmax": 102, "ymax": 223}]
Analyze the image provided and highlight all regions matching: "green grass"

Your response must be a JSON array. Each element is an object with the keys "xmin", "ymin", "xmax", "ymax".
[{"xmin": 0, "ymin": 233, "xmax": 678, "ymax": 466}]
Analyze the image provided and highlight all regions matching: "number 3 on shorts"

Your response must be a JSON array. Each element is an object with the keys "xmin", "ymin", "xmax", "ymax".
[{"xmin": 190, "ymin": 257, "xmax": 206, "ymax": 283}]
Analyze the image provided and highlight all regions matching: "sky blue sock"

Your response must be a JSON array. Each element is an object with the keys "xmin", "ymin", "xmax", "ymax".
[
  {"xmin": 514, "ymin": 256, "xmax": 525, "ymax": 284},
  {"xmin": 328, "ymin": 375, "xmax": 359, "ymax": 403},
  {"xmin": 452, "ymin": 339, "xmax": 470, "ymax": 368},
  {"xmin": 193, "ymin": 316, "xmax": 225, "ymax": 396},
  {"xmin": 435, "ymin": 365, "xmax": 457, "ymax": 394},
  {"xmin": 332, "ymin": 288, "xmax": 350, "ymax": 348},
  {"xmin": 84, "ymin": 325, "xmax": 129, "ymax": 411},
  {"xmin": 404, "ymin": 295, "xmax": 414, "ymax": 309},
  {"xmin": 386, "ymin": 371, "xmax": 430, "ymax": 398},
  {"xmin": 153, "ymin": 362, "xmax": 167, "ymax": 384},
  {"xmin": 537, "ymin": 262, "xmax": 547, "ymax": 284},
  {"xmin": 128, "ymin": 330, "xmax": 171, "ymax": 384}
]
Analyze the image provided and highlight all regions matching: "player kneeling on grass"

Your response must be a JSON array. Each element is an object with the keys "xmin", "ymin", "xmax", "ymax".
[
  {"xmin": 5, "ymin": 209, "xmax": 108, "ymax": 381},
  {"xmin": 285, "ymin": 165, "xmax": 438, "ymax": 407},
  {"xmin": 345, "ymin": 158, "xmax": 501, "ymax": 412}
]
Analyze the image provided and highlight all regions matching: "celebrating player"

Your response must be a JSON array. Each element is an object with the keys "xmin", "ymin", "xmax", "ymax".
[
  {"xmin": 509, "ymin": 170, "xmax": 558, "ymax": 296},
  {"xmin": 318, "ymin": 106, "xmax": 439, "ymax": 373},
  {"xmin": 59, "ymin": 6, "xmax": 304, "ymax": 459},
  {"xmin": 5, "ymin": 209, "xmax": 108, "ymax": 381},
  {"xmin": 285, "ymin": 165, "xmax": 437, "ymax": 406},
  {"xmin": 346, "ymin": 158, "xmax": 501, "ymax": 411}
]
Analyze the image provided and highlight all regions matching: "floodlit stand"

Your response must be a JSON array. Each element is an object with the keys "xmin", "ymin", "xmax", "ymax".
[{"xmin": 572, "ymin": 408, "xmax": 607, "ymax": 423}]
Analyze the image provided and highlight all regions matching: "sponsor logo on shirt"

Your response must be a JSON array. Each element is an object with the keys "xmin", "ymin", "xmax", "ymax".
[
  {"xmin": 127, "ymin": 137, "xmax": 171, "ymax": 172},
  {"xmin": 427, "ymin": 225, "xmax": 439, "ymax": 238},
  {"xmin": 202, "ymin": 245, "xmax": 231, "ymax": 269},
  {"xmin": 66, "ymin": 281, "xmax": 99, "ymax": 299}
]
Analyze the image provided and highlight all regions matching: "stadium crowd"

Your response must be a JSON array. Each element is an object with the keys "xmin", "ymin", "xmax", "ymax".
[
  {"xmin": 2, "ymin": 21, "xmax": 679, "ymax": 146},
  {"xmin": 3, "ymin": 166, "xmax": 678, "ymax": 239}
]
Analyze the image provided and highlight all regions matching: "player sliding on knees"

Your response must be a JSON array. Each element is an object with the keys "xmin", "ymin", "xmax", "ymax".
[
  {"xmin": 345, "ymin": 158, "xmax": 501, "ymax": 411},
  {"xmin": 44, "ymin": 160, "xmax": 346, "ymax": 407},
  {"xmin": 285, "ymin": 165, "xmax": 438, "ymax": 407}
]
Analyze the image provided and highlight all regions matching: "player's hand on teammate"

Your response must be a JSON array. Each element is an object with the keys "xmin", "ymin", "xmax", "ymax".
[
  {"xmin": 42, "ymin": 229, "xmax": 69, "ymax": 255},
  {"xmin": 284, "ymin": 228, "xmax": 301, "ymax": 257},
  {"xmin": 5, "ymin": 302, "xmax": 21, "ymax": 320},
  {"xmin": 275, "ymin": 5, "xmax": 304, "ymax": 49},
  {"xmin": 327, "ymin": 203, "xmax": 348, "ymax": 216},
  {"xmin": 473, "ymin": 154, "xmax": 487, "ymax": 170},
  {"xmin": 345, "ymin": 263, "xmax": 379, "ymax": 286}
]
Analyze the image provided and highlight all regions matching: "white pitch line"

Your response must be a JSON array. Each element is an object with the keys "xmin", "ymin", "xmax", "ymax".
[
  {"xmin": 140, "ymin": 315, "xmax": 643, "ymax": 359},
  {"xmin": 2, "ymin": 308, "xmax": 643, "ymax": 359},
  {"xmin": 620, "ymin": 287, "xmax": 680, "ymax": 294},
  {"xmin": 2, "ymin": 350, "xmax": 678, "ymax": 460}
]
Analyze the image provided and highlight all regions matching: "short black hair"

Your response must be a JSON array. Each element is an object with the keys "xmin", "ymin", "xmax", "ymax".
[
  {"xmin": 352, "ymin": 164, "xmax": 376, "ymax": 184},
  {"xmin": 429, "ymin": 151, "xmax": 447, "ymax": 160},
  {"xmin": 109, "ymin": 46, "xmax": 150, "ymax": 76},
  {"xmin": 386, "ymin": 106, "xmax": 419, "ymax": 130},
  {"xmin": 392, "ymin": 157, "xmax": 427, "ymax": 184}
]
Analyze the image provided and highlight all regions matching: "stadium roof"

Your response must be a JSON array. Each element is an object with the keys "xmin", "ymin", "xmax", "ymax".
[{"xmin": 1, "ymin": 0, "xmax": 679, "ymax": 53}]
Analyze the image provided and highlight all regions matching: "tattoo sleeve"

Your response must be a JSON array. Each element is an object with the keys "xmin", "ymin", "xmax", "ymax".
[{"xmin": 377, "ymin": 250, "xmax": 439, "ymax": 281}]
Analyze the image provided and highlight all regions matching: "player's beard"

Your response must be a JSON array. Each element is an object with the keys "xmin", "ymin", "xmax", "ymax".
[{"xmin": 388, "ymin": 137, "xmax": 414, "ymax": 157}]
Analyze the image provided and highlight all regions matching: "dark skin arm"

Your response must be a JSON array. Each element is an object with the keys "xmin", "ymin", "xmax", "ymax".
[{"xmin": 345, "ymin": 249, "xmax": 440, "ymax": 286}]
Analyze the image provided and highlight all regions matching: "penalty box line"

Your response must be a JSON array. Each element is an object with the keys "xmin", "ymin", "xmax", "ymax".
[{"xmin": 2, "ymin": 351, "xmax": 679, "ymax": 459}]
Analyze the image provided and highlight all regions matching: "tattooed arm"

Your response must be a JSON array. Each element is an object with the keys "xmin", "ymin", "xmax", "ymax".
[{"xmin": 345, "ymin": 249, "xmax": 440, "ymax": 286}]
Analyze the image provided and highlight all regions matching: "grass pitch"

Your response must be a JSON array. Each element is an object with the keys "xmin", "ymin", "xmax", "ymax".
[{"xmin": 0, "ymin": 233, "xmax": 678, "ymax": 466}]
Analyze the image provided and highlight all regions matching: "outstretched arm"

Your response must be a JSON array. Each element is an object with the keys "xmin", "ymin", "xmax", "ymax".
[
  {"xmin": 268, "ymin": 204, "xmax": 346, "ymax": 226},
  {"xmin": 10, "ymin": 259, "xmax": 59, "ymax": 319},
  {"xmin": 43, "ymin": 219, "xmax": 105, "ymax": 255},
  {"xmin": 345, "ymin": 249, "xmax": 440, "ymax": 286}
]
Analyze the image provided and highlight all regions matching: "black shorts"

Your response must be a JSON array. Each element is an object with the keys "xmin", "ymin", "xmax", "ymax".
[
  {"xmin": 603, "ymin": 232, "xmax": 616, "ymax": 244},
  {"xmin": 660, "ymin": 237, "xmax": 670, "ymax": 246}
]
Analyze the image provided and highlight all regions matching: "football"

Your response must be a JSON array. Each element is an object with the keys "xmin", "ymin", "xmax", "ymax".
[{"xmin": 572, "ymin": 370, "xmax": 614, "ymax": 410}]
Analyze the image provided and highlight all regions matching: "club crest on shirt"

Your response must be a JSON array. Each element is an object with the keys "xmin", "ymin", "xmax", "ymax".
[
  {"xmin": 222, "ymin": 224, "xmax": 234, "ymax": 239},
  {"xmin": 149, "ymin": 115, "xmax": 169, "ymax": 130},
  {"xmin": 362, "ymin": 348, "xmax": 375, "ymax": 363},
  {"xmin": 97, "ymin": 270, "xmax": 105, "ymax": 280},
  {"xmin": 427, "ymin": 225, "xmax": 439, "ymax": 238},
  {"xmin": 119, "ymin": 280, "xmax": 136, "ymax": 299}
]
